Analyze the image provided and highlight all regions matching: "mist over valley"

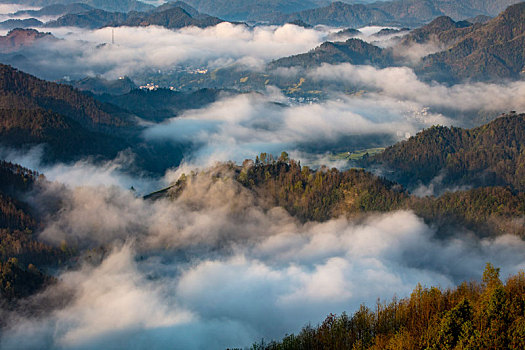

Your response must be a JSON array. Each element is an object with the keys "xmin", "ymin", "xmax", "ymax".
[{"xmin": 0, "ymin": 1, "xmax": 524, "ymax": 349}]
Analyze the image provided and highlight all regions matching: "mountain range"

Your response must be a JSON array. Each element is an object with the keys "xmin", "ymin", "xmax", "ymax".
[
  {"xmin": 11, "ymin": 3, "xmax": 95, "ymax": 17},
  {"xmin": 44, "ymin": 4, "xmax": 225, "ymax": 29},
  {"xmin": 267, "ymin": 3, "xmax": 525, "ymax": 83},
  {"xmin": 2, "ymin": 0, "xmax": 523, "ymax": 26},
  {"xmin": 418, "ymin": 2, "xmax": 525, "ymax": 81},
  {"xmin": 270, "ymin": 0, "xmax": 524, "ymax": 27},
  {"xmin": 0, "ymin": 0, "xmax": 153, "ymax": 13},
  {"xmin": 177, "ymin": 0, "xmax": 324, "ymax": 21}
]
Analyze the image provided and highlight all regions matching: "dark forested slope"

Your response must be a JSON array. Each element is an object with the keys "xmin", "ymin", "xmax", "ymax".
[
  {"xmin": 373, "ymin": 112, "xmax": 525, "ymax": 191},
  {"xmin": 0, "ymin": 162, "xmax": 68, "ymax": 302},
  {"xmin": 0, "ymin": 64, "xmax": 130, "ymax": 129},
  {"xmin": 0, "ymin": 64, "xmax": 185, "ymax": 172}
]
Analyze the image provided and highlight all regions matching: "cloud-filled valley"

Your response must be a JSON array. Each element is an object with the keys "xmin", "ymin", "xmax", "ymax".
[
  {"xmin": 1, "ymin": 2, "xmax": 524, "ymax": 349},
  {"xmin": 141, "ymin": 73, "xmax": 525, "ymax": 166},
  {"xmin": 2, "ymin": 23, "xmax": 329, "ymax": 80},
  {"xmin": 1, "ymin": 170, "xmax": 524, "ymax": 350}
]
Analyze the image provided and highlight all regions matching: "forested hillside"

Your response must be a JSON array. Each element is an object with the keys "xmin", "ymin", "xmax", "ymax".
[
  {"xmin": 0, "ymin": 108, "xmax": 125, "ymax": 161},
  {"xmin": 94, "ymin": 88, "xmax": 228, "ymax": 122},
  {"xmin": 0, "ymin": 64, "xmax": 130, "ymax": 129},
  {"xmin": 254, "ymin": 263, "xmax": 525, "ymax": 349},
  {"xmin": 45, "ymin": 8, "xmax": 129, "ymax": 28},
  {"xmin": 419, "ymin": 2, "xmax": 525, "ymax": 81},
  {"xmin": 398, "ymin": 15, "xmax": 475, "ymax": 47},
  {"xmin": 0, "ymin": 29, "xmax": 55, "ymax": 53},
  {"xmin": 268, "ymin": 3, "xmax": 525, "ymax": 84},
  {"xmin": 165, "ymin": 150, "xmax": 524, "ymax": 237},
  {"xmin": 0, "ymin": 64, "xmax": 187, "ymax": 170},
  {"xmin": 372, "ymin": 112, "xmax": 525, "ymax": 191},
  {"xmin": 0, "ymin": 162, "xmax": 67, "ymax": 302},
  {"xmin": 120, "ymin": 6, "xmax": 224, "ymax": 29}
]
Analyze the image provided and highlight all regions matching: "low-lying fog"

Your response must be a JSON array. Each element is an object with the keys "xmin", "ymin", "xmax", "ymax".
[
  {"xmin": 0, "ymin": 163, "xmax": 524, "ymax": 350},
  {"xmin": 0, "ymin": 9, "xmax": 524, "ymax": 350}
]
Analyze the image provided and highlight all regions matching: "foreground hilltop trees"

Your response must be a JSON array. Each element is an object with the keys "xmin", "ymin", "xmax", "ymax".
[{"xmin": 252, "ymin": 264, "xmax": 525, "ymax": 350}]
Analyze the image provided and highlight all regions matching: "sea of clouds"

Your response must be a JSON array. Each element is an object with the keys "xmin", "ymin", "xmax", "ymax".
[{"xmin": 0, "ymin": 167, "xmax": 523, "ymax": 350}]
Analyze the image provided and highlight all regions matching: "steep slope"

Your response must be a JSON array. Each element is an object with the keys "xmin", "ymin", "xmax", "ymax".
[
  {"xmin": 0, "ymin": 64, "xmax": 133, "ymax": 162},
  {"xmin": 0, "ymin": 64, "xmax": 130, "ymax": 129},
  {"xmin": 419, "ymin": 2, "xmax": 525, "ymax": 81},
  {"xmin": 0, "ymin": 161, "xmax": 37, "ymax": 231},
  {"xmin": 0, "ymin": 161, "xmax": 68, "ymax": 302},
  {"xmin": 372, "ymin": 112, "xmax": 525, "ymax": 191},
  {"xmin": 0, "ymin": 65, "xmax": 184, "ymax": 173},
  {"xmin": 153, "ymin": 1, "xmax": 200, "ymax": 17},
  {"xmin": 0, "ymin": 108, "xmax": 125, "ymax": 161},
  {"xmin": 398, "ymin": 15, "xmax": 475, "ymax": 46}
]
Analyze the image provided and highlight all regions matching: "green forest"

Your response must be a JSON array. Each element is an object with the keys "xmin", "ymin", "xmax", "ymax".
[
  {"xmin": 371, "ymin": 112, "xmax": 525, "ymax": 191},
  {"xmin": 170, "ymin": 151, "xmax": 524, "ymax": 237}
]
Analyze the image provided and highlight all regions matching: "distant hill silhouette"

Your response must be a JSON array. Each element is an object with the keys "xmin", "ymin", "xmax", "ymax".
[
  {"xmin": 0, "ymin": 0, "xmax": 153, "ymax": 13},
  {"xmin": 269, "ymin": 38, "xmax": 394, "ymax": 69},
  {"xmin": 46, "ymin": 5, "xmax": 225, "ymax": 29},
  {"xmin": 271, "ymin": 0, "xmax": 523, "ymax": 27}
]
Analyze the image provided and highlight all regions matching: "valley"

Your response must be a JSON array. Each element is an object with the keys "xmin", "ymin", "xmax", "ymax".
[{"xmin": 0, "ymin": 1, "xmax": 524, "ymax": 349}]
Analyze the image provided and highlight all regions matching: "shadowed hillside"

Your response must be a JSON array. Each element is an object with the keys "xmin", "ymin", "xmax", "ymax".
[{"xmin": 372, "ymin": 112, "xmax": 525, "ymax": 191}]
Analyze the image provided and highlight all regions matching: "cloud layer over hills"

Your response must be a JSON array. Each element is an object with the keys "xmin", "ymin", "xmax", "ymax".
[{"xmin": 1, "ymin": 168, "xmax": 524, "ymax": 350}]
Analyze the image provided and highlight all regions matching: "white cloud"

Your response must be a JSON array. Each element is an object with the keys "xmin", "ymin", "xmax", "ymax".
[
  {"xmin": 14, "ymin": 23, "xmax": 327, "ymax": 80},
  {"xmin": 143, "ymin": 88, "xmax": 449, "ymax": 166},
  {"xmin": 3, "ymin": 201, "xmax": 524, "ymax": 349},
  {"xmin": 309, "ymin": 63, "xmax": 525, "ymax": 112}
]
